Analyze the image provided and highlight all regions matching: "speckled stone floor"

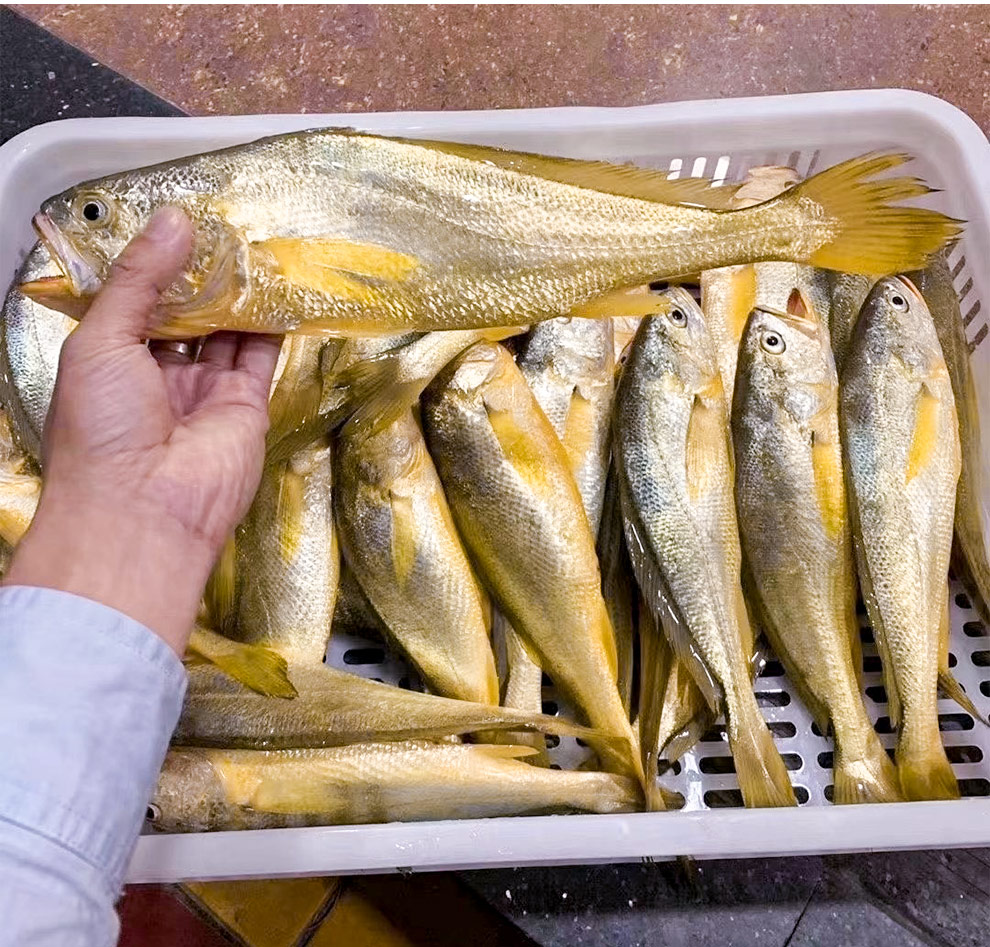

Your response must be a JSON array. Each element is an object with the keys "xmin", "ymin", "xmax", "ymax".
[{"xmin": 3, "ymin": 5, "xmax": 990, "ymax": 947}]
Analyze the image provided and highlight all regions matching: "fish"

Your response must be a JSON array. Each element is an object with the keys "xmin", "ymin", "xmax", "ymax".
[
  {"xmin": 700, "ymin": 165, "xmax": 832, "ymax": 406},
  {"xmin": 0, "ymin": 242, "xmax": 76, "ymax": 460},
  {"xmin": 421, "ymin": 341, "xmax": 643, "ymax": 785},
  {"xmin": 909, "ymin": 254, "xmax": 990, "ymax": 628},
  {"xmin": 613, "ymin": 287, "xmax": 796, "ymax": 808},
  {"xmin": 497, "ymin": 317, "xmax": 616, "ymax": 730},
  {"xmin": 840, "ymin": 276, "xmax": 962, "ymax": 801},
  {"xmin": 334, "ymin": 407, "xmax": 499, "ymax": 704},
  {"xmin": 827, "ymin": 272, "xmax": 875, "ymax": 377},
  {"xmin": 174, "ymin": 661, "xmax": 610, "ymax": 749},
  {"xmin": 597, "ymin": 467, "xmax": 637, "ymax": 716},
  {"xmin": 733, "ymin": 297, "xmax": 901, "ymax": 804},
  {"xmin": 331, "ymin": 562, "xmax": 389, "ymax": 639},
  {"xmin": 21, "ymin": 137, "xmax": 958, "ymax": 338},
  {"xmin": 0, "ymin": 415, "xmax": 41, "ymax": 550},
  {"xmin": 149, "ymin": 740, "xmax": 641, "ymax": 832}
]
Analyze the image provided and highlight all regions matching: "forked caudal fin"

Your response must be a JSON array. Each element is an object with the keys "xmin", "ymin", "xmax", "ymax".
[
  {"xmin": 832, "ymin": 742, "xmax": 903, "ymax": 804},
  {"xmin": 726, "ymin": 702, "xmax": 797, "ymax": 808},
  {"xmin": 897, "ymin": 742, "xmax": 960, "ymax": 801}
]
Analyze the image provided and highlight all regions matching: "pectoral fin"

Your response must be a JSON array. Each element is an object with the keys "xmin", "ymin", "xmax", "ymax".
[
  {"xmin": 685, "ymin": 376, "xmax": 730, "ymax": 502},
  {"xmin": 906, "ymin": 384, "xmax": 940, "ymax": 484},
  {"xmin": 811, "ymin": 426, "xmax": 846, "ymax": 540}
]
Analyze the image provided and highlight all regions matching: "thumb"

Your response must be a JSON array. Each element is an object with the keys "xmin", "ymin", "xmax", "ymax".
[{"xmin": 79, "ymin": 207, "xmax": 193, "ymax": 346}]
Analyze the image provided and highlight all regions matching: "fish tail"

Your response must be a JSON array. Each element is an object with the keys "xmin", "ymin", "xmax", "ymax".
[
  {"xmin": 832, "ymin": 737, "xmax": 903, "ymax": 804},
  {"xmin": 956, "ymin": 534, "xmax": 990, "ymax": 625},
  {"xmin": 491, "ymin": 619, "xmax": 550, "ymax": 763},
  {"xmin": 897, "ymin": 739, "xmax": 960, "ymax": 802},
  {"xmin": 774, "ymin": 153, "xmax": 962, "ymax": 275},
  {"xmin": 727, "ymin": 698, "xmax": 797, "ymax": 808},
  {"xmin": 938, "ymin": 667, "xmax": 990, "ymax": 727},
  {"xmin": 185, "ymin": 627, "xmax": 298, "ymax": 699}
]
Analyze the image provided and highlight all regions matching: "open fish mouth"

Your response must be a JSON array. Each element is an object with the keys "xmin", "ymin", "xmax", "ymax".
[{"xmin": 21, "ymin": 213, "xmax": 102, "ymax": 299}]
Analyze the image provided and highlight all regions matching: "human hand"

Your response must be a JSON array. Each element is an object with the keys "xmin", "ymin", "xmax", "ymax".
[{"xmin": 6, "ymin": 208, "xmax": 283, "ymax": 653}]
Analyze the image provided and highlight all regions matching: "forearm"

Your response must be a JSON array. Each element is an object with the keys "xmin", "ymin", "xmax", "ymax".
[{"xmin": 0, "ymin": 586, "xmax": 186, "ymax": 944}]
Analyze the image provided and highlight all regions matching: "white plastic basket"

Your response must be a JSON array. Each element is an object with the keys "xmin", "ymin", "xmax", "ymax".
[{"xmin": 0, "ymin": 89, "xmax": 987, "ymax": 882}]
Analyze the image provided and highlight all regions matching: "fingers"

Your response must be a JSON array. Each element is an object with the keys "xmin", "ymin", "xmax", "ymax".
[
  {"xmin": 197, "ymin": 332, "xmax": 241, "ymax": 371},
  {"xmin": 80, "ymin": 207, "xmax": 193, "ymax": 346},
  {"xmin": 235, "ymin": 333, "xmax": 284, "ymax": 388},
  {"xmin": 149, "ymin": 338, "xmax": 197, "ymax": 367}
]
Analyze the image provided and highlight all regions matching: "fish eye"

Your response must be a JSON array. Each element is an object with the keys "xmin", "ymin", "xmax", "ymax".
[
  {"xmin": 73, "ymin": 194, "xmax": 113, "ymax": 227},
  {"xmin": 761, "ymin": 331, "xmax": 786, "ymax": 354},
  {"xmin": 889, "ymin": 292, "xmax": 909, "ymax": 311},
  {"xmin": 667, "ymin": 308, "xmax": 687, "ymax": 327}
]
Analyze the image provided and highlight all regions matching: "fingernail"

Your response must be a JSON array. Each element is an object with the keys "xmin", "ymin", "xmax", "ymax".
[{"xmin": 143, "ymin": 206, "xmax": 189, "ymax": 244}]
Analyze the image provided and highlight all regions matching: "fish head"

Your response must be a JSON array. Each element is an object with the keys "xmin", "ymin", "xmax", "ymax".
[
  {"xmin": 21, "ymin": 161, "xmax": 231, "ymax": 318},
  {"xmin": 857, "ymin": 276, "xmax": 943, "ymax": 377},
  {"xmin": 634, "ymin": 287, "xmax": 720, "ymax": 395},
  {"xmin": 518, "ymin": 316, "xmax": 614, "ymax": 383},
  {"xmin": 148, "ymin": 750, "xmax": 229, "ymax": 834},
  {"xmin": 737, "ymin": 295, "xmax": 836, "ymax": 421}
]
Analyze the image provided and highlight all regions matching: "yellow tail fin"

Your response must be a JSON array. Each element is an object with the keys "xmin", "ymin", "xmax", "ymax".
[
  {"xmin": 775, "ymin": 153, "xmax": 962, "ymax": 275},
  {"xmin": 727, "ymin": 702, "xmax": 797, "ymax": 808},
  {"xmin": 186, "ymin": 627, "xmax": 298, "ymax": 699},
  {"xmin": 897, "ymin": 742, "xmax": 960, "ymax": 801},
  {"xmin": 938, "ymin": 668, "xmax": 989, "ymax": 727},
  {"xmin": 832, "ymin": 740, "xmax": 902, "ymax": 804}
]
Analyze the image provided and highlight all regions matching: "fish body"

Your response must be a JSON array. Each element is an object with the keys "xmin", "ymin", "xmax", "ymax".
[
  {"xmin": 827, "ymin": 272, "xmax": 875, "ymax": 376},
  {"xmin": 23, "ymin": 138, "xmax": 957, "ymax": 337},
  {"xmin": 334, "ymin": 408, "xmax": 498, "ymax": 704},
  {"xmin": 614, "ymin": 288, "xmax": 795, "ymax": 808},
  {"xmin": 1, "ymin": 243, "xmax": 75, "ymax": 459},
  {"xmin": 733, "ymin": 304, "xmax": 901, "ymax": 803},
  {"xmin": 175, "ymin": 662, "xmax": 607, "ymax": 749},
  {"xmin": 909, "ymin": 255, "xmax": 990, "ymax": 625},
  {"xmin": 151, "ymin": 740, "xmax": 640, "ymax": 832},
  {"xmin": 422, "ymin": 341, "xmax": 641, "ymax": 783},
  {"xmin": 840, "ymin": 276, "xmax": 961, "ymax": 800}
]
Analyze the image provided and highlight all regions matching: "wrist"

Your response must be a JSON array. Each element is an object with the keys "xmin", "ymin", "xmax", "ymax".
[{"xmin": 5, "ymin": 488, "xmax": 215, "ymax": 655}]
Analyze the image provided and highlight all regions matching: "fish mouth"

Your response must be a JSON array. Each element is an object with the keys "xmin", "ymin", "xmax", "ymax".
[
  {"xmin": 752, "ymin": 305, "xmax": 821, "ymax": 340},
  {"xmin": 25, "ymin": 213, "xmax": 102, "ymax": 298}
]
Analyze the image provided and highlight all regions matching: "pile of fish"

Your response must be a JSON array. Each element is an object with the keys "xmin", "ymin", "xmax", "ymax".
[{"xmin": 2, "ymin": 129, "xmax": 987, "ymax": 833}]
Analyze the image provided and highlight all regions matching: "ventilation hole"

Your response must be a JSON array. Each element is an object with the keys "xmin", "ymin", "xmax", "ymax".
[
  {"xmin": 860, "ymin": 626, "xmax": 875, "ymax": 643},
  {"xmin": 818, "ymin": 751, "xmax": 834, "ymax": 769},
  {"xmin": 863, "ymin": 655, "xmax": 883, "ymax": 673},
  {"xmin": 959, "ymin": 778, "xmax": 990, "ymax": 797},
  {"xmin": 541, "ymin": 672, "xmax": 553, "ymax": 686},
  {"xmin": 756, "ymin": 690, "xmax": 791, "ymax": 707},
  {"xmin": 700, "ymin": 724, "xmax": 726, "ymax": 742},
  {"xmin": 951, "ymin": 254, "xmax": 967, "ymax": 279},
  {"xmin": 866, "ymin": 685, "xmax": 888, "ymax": 703},
  {"xmin": 781, "ymin": 753, "xmax": 803, "ymax": 771},
  {"xmin": 886, "ymin": 747, "xmax": 896, "ymax": 760},
  {"xmin": 545, "ymin": 734, "xmax": 561, "ymax": 749},
  {"xmin": 946, "ymin": 745, "xmax": 983, "ymax": 764},
  {"xmin": 939, "ymin": 713, "xmax": 974, "ymax": 732},
  {"xmin": 541, "ymin": 700, "xmax": 559, "ymax": 716},
  {"xmin": 699, "ymin": 755, "xmax": 736, "ymax": 775},
  {"xmin": 811, "ymin": 721, "xmax": 824, "ymax": 737},
  {"xmin": 856, "ymin": 600, "xmax": 868, "ymax": 617},
  {"xmin": 973, "ymin": 651, "xmax": 990, "ymax": 667},
  {"xmin": 575, "ymin": 737, "xmax": 588, "ymax": 748},
  {"xmin": 769, "ymin": 721, "xmax": 797, "ymax": 738},
  {"xmin": 657, "ymin": 759, "xmax": 682, "ymax": 777},
  {"xmin": 794, "ymin": 786, "xmax": 810, "ymax": 805},
  {"xmin": 712, "ymin": 155, "xmax": 731, "ymax": 184},
  {"xmin": 760, "ymin": 660, "xmax": 785, "ymax": 678},
  {"xmin": 703, "ymin": 788, "xmax": 744, "ymax": 808},
  {"xmin": 548, "ymin": 763, "xmax": 561, "ymax": 770},
  {"xmin": 874, "ymin": 716, "xmax": 895, "ymax": 734},
  {"xmin": 321, "ymin": 653, "xmax": 327, "ymax": 663},
  {"xmin": 964, "ymin": 621, "xmax": 988, "ymax": 637},
  {"xmin": 948, "ymin": 652, "xmax": 958, "ymax": 668},
  {"xmin": 981, "ymin": 681, "xmax": 990, "ymax": 697},
  {"xmin": 824, "ymin": 784, "xmax": 834, "ymax": 802},
  {"xmin": 958, "ymin": 275, "xmax": 974, "ymax": 301},
  {"xmin": 667, "ymin": 157, "xmax": 683, "ymax": 178},
  {"xmin": 691, "ymin": 156, "xmax": 707, "ymax": 178},
  {"xmin": 343, "ymin": 647, "xmax": 385, "ymax": 665},
  {"xmin": 956, "ymin": 593, "xmax": 972, "ymax": 610}
]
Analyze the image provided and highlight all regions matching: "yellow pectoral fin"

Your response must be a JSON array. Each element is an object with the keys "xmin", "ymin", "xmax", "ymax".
[
  {"xmin": 389, "ymin": 490, "xmax": 419, "ymax": 586},
  {"xmin": 685, "ymin": 378, "xmax": 730, "ymax": 502},
  {"xmin": 258, "ymin": 237, "xmax": 419, "ymax": 303},
  {"xmin": 485, "ymin": 405, "xmax": 550, "ymax": 492},
  {"xmin": 570, "ymin": 290, "xmax": 668, "ymax": 321},
  {"xmin": 906, "ymin": 385, "xmax": 940, "ymax": 484},
  {"xmin": 727, "ymin": 265, "xmax": 757, "ymax": 342},
  {"xmin": 811, "ymin": 429, "xmax": 846, "ymax": 540},
  {"xmin": 561, "ymin": 390, "xmax": 596, "ymax": 475},
  {"xmin": 276, "ymin": 467, "xmax": 306, "ymax": 561}
]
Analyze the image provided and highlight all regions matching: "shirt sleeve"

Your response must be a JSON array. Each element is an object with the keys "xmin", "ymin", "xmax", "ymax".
[{"xmin": 0, "ymin": 585, "xmax": 187, "ymax": 947}]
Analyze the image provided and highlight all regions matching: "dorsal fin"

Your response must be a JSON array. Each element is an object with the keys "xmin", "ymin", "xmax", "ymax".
[{"xmin": 392, "ymin": 137, "xmax": 739, "ymax": 209}]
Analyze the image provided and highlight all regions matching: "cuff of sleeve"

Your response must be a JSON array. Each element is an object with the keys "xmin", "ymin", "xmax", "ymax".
[{"xmin": 0, "ymin": 586, "xmax": 187, "ymax": 889}]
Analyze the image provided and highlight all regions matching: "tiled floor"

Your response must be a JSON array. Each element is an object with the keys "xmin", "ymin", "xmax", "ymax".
[{"xmin": 4, "ymin": 4, "xmax": 990, "ymax": 945}]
